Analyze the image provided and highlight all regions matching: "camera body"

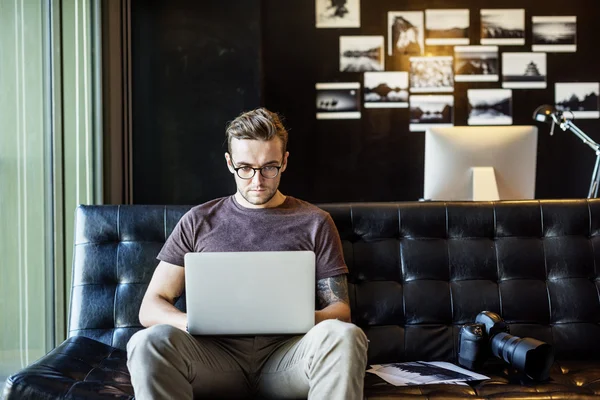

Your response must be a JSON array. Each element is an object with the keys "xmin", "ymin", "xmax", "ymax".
[
  {"xmin": 458, "ymin": 311, "xmax": 554, "ymax": 381},
  {"xmin": 457, "ymin": 323, "xmax": 486, "ymax": 370}
]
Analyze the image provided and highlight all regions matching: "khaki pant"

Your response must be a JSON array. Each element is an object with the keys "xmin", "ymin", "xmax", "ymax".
[{"xmin": 126, "ymin": 319, "xmax": 368, "ymax": 400}]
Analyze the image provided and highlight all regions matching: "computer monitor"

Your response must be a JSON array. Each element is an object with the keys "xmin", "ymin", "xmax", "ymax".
[{"xmin": 423, "ymin": 126, "xmax": 538, "ymax": 201}]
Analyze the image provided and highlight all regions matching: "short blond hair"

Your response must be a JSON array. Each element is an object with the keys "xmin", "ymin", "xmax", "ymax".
[{"xmin": 225, "ymin": 108, "xmax": 288, "ymax": 154}]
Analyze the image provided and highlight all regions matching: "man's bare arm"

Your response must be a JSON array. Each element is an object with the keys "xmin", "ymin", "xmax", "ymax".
[
  {"xmin": 139, "ymin": 261, "xmax": 187, "ymax": 331},
  {"xmin": 315, "ymin": 274, "xmax": 351, "ymax": 323}
]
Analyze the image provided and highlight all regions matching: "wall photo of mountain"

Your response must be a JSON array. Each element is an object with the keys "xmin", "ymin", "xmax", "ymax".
[
  {"xmin": 532, "ymin": 16, "xmax": 577, "ymax": 52},
  {"xmin": 425, "ymin": 9, "xmax": 470, "ymax": 45},
  {"xmin": 316, "ymin": 82, "xmax": 361, "ymax": 119},
  {"xmin": 468, "ymin": 89, "xmax": 513, "ymax": 125},
  {"xmin": 410, "ymin": 95, "xmax": 454, "ymax": 132},
  {"xmin": 555, "ymin": 82, "xmax": 600, "ymax": 119},
  {"xmin": 364, "ymin": 72, "xmax": 409, "ymax": 108},
  {"xmin": 455, "ymin": 46, "xmax": 499, "ymax": 82},
  {"xmin": 481, "ymin": 9, "xmax": 525, "ymax": 45},
  {"xmin": 388, "ymin": 11, "xmax": 424, "ymax": 56}
]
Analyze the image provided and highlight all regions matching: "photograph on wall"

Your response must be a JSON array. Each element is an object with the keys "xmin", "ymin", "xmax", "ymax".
[
  {"xmin": 340, "ymin": 36, "xmax": 384, "ymax": 72},
  {"xmin": 388, "ymin": 11, "xmax": 424, "ymax": 56},
  {"xmin": 409, "ymin": 95, "xmax": 454, "ymax": 132},
  {"xmin": 316, "ymin": 82, "xmax": 361, "ymax": 119},
  {"xmin": 502, "ymin": 52, "xmax": 547, "ymax": 89},
  {"xmin": 364, "ymin": 72, "xmax": 409, "ymax": 108},
  {"xmin": 468, "ymin": 89, "xmax": 513, "ymax": 125},
  {"xmin": 454, "ymin": 46, "xmax": 499, "ymax": 82},
  {"xmin": 480, "ymin": 9, "xmax": 525, "ymax": 45},
  {"xmin": 410, "ymin": 56, "xmax": 454, "ymax": 93},
  {"xmin": 425, "ymin": 9, "xmax": 470, "ymax": 46},
  {"xmin": 555, "ymin": 82, "xmax": 600, "ymax": 119},
  {"xmin": 316, "ymin": 0, "xmax": 360, "ymax": 28},
  {"xmin": 532, "ymin": 16, "xmax": 577, "ymax": 52}
]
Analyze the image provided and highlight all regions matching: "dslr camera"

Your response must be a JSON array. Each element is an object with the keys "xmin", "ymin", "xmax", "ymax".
[{"xmin": 458, "ymin": 311, "xmax": 554, "ymax": 381}]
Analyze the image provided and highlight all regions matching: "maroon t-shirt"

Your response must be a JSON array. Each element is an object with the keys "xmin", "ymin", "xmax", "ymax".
[{"xmin": 157, "ymin": 195, "xmax": 348, "ymax": 280}]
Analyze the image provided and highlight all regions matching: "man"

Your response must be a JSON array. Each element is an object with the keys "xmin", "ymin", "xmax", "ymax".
[{"xmin": 126, "ymin": 107, "xmax": 368, "ymax": 399}]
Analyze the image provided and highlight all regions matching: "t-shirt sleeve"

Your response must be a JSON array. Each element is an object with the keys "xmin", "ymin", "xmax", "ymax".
[
  {"xmin": 314, "ymin": 213, "xmax": 349, "ymax": 280},
  {"xmin": 156, "ymin": 211, "xmax": 195, "ymax": 267}
]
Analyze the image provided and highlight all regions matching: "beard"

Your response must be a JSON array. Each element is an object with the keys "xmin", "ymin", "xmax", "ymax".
[{"xmin": 238, "ymin": 185, "xmax": 279, "ymax": 206}]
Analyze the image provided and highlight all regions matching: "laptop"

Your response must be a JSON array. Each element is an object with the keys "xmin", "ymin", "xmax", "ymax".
[{"xmin": 184, "ymin": 251, "xmax": 316, "ymax": 335}]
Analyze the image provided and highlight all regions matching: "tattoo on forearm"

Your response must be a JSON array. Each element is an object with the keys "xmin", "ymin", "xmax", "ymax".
[{"xmin": 316, "ymin": 275, "xmax": 349, "ymax": 309}]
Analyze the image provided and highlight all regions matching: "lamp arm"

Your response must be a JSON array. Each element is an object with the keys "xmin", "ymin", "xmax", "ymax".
[
  {"xmin": 553, "ymin": 117, "xmax": 600, "ymax": 198},
  {"xmin": 558, "ymin": 119, "xmax": 600, "ymax": 153}
]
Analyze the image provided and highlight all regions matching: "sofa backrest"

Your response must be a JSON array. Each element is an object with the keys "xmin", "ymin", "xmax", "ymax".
[
  {"xmin": 70, "ymin": 205, "xmax": 191, "ymax": 349},
  {"xmin": 70, "ymin": 200, "xmax": 600, "ymax": 363}
]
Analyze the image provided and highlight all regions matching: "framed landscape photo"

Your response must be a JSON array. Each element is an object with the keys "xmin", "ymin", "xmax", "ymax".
[
  {"xmin": 468, "ymin": 89, "xmax": 513, "ymax": 125},
  {"xmin": 455, "ymin": 46, "xmax": 499, "ymax": 82},
  {"xmin": 364, "ymin": 72, "xmax": 409, "ymax": 108},
  {"xmin": 480, "ymin": 9, "xmax": 525, "ymax": 45},
  {"xmin": 532, "ymin": 16, "xmax": 577, "ymax": 52},
  {"xmin": 425, "ymin": 9, "xmax": 470, "ymax": 46},
  {"xmin": 316, "ymin": 82, "xmax": 361, "ymax": 119},
  {"xmin": 340, "ymin": 36, "xmax": 385, "ymax": 72},
  {"xmin": 409, "ymin": 95, "xmax": 454, "ymax": 132},
  {"xmin": 555, "ymin": 82, "xmax": 600, "ymax": 119}
]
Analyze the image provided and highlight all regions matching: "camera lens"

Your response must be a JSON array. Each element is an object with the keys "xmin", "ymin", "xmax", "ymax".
[{"xmin": 490, "ymin": 332, "xmax": 554, "ymax": 381}]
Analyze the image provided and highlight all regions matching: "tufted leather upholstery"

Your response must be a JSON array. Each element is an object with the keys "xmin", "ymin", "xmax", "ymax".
[{"xmin": 4, "ymin": 200, "xmax": 600, "ymax": 399}]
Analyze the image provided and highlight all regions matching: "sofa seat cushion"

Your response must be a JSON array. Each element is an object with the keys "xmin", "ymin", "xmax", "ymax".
[
  {"xmin": 364, "ymin": 360, "xmax": 600, "ymax": 399},
  {"xmin": 4, "ymin": 336, "xmax": 133, "ymax": 400},
  {"xmin": 6, "ymin": 336, "xmax": 600, "ymax": 400}
]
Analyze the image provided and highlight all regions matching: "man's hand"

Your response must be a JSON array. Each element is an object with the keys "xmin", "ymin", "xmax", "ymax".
[{"xmin": 315, "ymin": 274, "xmax": 351, "ymax": 323}]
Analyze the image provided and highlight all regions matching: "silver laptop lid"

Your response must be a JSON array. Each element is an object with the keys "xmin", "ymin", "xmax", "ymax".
[{"xmin": 184, "ymin": 251, "xmax": 316, "ymax": 335}]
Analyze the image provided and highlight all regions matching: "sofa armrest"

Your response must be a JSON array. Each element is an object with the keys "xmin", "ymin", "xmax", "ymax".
[{"xmin": 3, "ymin": 336, "xmax": 133, "ymax": 400}]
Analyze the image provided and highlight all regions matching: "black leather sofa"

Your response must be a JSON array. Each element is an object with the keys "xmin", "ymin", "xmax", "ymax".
[{"xmin": 4, "ymin": 200, "xmax": 600, "ymax": 399}]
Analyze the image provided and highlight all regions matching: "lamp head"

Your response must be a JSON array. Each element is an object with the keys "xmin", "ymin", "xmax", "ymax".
[{"xmin": 533, "ymin": 105, "xmax": 559, "ymax": 124}]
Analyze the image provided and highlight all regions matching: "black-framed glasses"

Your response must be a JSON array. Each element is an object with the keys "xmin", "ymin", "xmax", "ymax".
[{"xmin": 230, "ymin": 157, "xmax": 284, "ymax": 179}]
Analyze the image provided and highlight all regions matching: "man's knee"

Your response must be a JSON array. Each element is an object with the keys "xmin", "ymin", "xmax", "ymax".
[
  {"xmin": 313, "ymin": 319, "xmax": 368, "ymax": 350},
  {"xmin": 127, "ymin": 324, "xmax": 186, "ymax": 356}
]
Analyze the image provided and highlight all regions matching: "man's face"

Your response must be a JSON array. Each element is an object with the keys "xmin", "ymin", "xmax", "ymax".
[{"xmin": 226, "ymin": 137, "xmax": 288, "ymax": 208}]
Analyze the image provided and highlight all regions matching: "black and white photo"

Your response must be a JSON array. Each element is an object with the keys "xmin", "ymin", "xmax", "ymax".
[
  {"xmin": 388, "ymin": 11, "xmax": 424, "ymax": 56},
  {"xmin": 316, "ymin": 0, "xmax": 360, "ymax": 28},
  {"xmin": 532, "ymin": 16, "xmax": 577, "ymax": 52},
  {"xmin": 316, "ymin": 82, "xmax": 361, "ymax": 119},
  {"xmin": 373, "ymin": 362, "xmax": 474, "ymax": 385},
  {"xmin": 555, "ymin": 82, "xmax": 600, "ymax": 119},
  {"xmin": 364, "ymin": 72, "xmax": 409, "ymax": 108},
  {"xmin": 502, "ymin": 52, "xmax": 547, "ymax": 89},
  {"xmin": 481, "ymin": 9, "xmax": 525, "ymax": 45},
  {"xmin": 455, "ymin": 46, "xmax": 499, "ymax": 82},
  {"xmin": 368, "ymin": 361, "xmax": 489, "ymax": 387},
  {"xmin": 468, "ymin": 89, "xmax": 513, "ymax": 125},
  {"xmin": 410, "ymin": 56, "xmax": 454, "ymax": 93},
  {"xmin": 409, "ymin": 95, "xmax": 454, "ymax": 132},
  {"xmin": 340, "ymin": 36, "xmax": 384, "ymax": 72},
  {"xmin": 425, "ymin": 9, "xmax": 470, "ymax": 46}
]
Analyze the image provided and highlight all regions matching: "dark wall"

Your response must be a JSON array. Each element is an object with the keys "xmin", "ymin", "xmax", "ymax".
[
  {"xmin": 131, "ymin": 0, "xmax": 600, "ymax": 204},
  {"xmin": 263, "ymin": 0, "xmax": 600, "ymax": 202},
  {"xmin": 131, "ymin": 0, "xmax": 261, "ymax": 204}
]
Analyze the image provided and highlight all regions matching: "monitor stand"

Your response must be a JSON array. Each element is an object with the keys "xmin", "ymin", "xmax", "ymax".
[{"xmin": 471, "ymin": 167, "xmax": 500, "ymax": 201}]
